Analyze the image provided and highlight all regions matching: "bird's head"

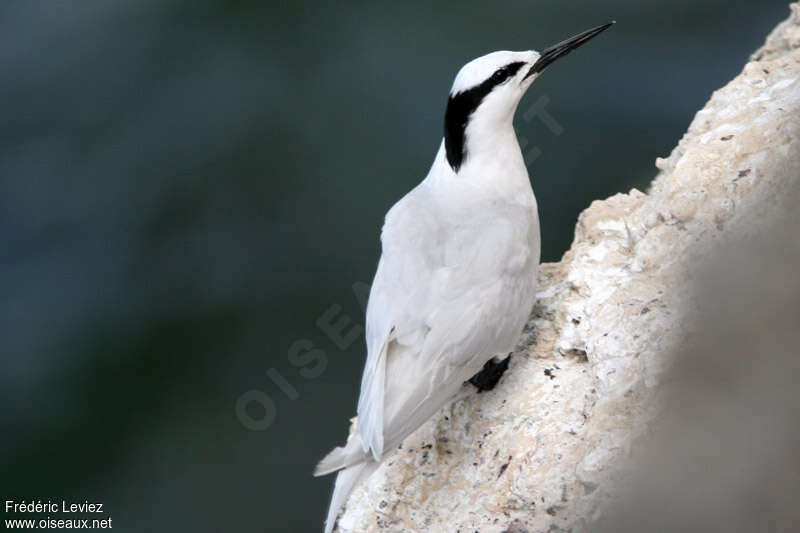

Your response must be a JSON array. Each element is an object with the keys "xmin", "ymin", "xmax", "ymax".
[{"xmin": 444, "ymin": 22, "xmax": 614, "ymax": 172}]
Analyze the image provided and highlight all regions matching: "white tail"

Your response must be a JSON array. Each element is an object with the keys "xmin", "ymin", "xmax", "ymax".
[
  {"xmin": 314, "ymin": 445, "xmax": 350, "ymax": 477},
  {"xmin": 314, "ymin": 434, "xmax": 366, "ymax": 477},
  {"xmin": 323, "ymin": 461, "xmax": 378, "ymax": 533},
  {"xmin": 315, "ymin": 419, "xmax": 372, "ymax": 477}
]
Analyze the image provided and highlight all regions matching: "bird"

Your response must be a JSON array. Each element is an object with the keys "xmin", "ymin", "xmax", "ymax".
[{"xmin": 314, "ymin": 21, "xmax": 615, "ymax": 533}]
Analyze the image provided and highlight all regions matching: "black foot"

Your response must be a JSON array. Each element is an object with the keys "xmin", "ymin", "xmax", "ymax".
[{"xmin": 468, "ymin": 355, "xmax": 511, "ymax": 393}]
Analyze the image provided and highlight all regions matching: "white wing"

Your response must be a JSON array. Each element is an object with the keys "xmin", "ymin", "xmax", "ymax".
[{"xmin": 357, "ymin": 183, "xmax": 538, "ymax": 459}]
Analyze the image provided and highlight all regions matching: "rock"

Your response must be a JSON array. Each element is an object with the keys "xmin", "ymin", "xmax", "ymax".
[
  {"xmin": 590, "ymin": 189, "xmax": 800, "ymax": 533},
  {"xmin": 336, "ymin": 4, "xmax": 800, "ymax": 531}
]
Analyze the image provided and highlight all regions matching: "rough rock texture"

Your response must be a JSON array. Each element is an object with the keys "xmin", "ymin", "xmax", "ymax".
[{"xmin": 337, "ymin": 5, "xmax": 800, "ymax": 532}]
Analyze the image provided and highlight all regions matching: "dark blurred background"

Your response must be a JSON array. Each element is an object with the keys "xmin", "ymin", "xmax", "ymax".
[{"xmin": 0, "ymin": 1, "xmax": 792, "ymax": 531}]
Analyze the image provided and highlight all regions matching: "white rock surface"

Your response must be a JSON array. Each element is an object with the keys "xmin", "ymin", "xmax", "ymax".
[{"xmin": 336, "ymin": 5, "xmax": 800, "ymax": 532}]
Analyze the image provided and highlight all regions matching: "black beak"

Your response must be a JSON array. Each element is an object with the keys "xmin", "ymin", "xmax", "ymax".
[{"xmin": 525, "ymin": 21, "xmax": 615, "ymax": 79}]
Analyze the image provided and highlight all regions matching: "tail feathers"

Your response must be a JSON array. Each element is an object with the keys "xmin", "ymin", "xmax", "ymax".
[
  {"xmin": 314, "ymin": 445, "xmax": 349, "ymax": 477},
  {"xmin": 324, "ymin": 461, "xmax": 378, "ymax": 533},
  {"xmin": 314, "ymin": 433, "xmax": 367, "ymax": 477}
]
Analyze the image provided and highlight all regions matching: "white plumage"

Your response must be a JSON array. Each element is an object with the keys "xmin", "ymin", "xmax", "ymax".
[{"xmin": 315, "ymin": 22, "xmax": 613, "ymax": 533}]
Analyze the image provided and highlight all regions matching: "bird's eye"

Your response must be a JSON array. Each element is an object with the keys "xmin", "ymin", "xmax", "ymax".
[{"xmin": 491, "ymin": 68, "xmax": 507, "ymax": 82}]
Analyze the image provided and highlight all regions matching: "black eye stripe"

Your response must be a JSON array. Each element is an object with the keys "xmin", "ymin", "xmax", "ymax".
[
  {"xmin": 444, "ymin": 61, "xmax": 527, "ymax": 172},
  {"xmin": 491, "ymin": 62, "xmax": 525, "ymax": 84}
]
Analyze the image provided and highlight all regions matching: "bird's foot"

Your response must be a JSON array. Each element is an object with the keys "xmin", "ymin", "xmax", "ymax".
[{"xmin": 468, "ymin": 354, "xmax": 511, "ymax": 393}]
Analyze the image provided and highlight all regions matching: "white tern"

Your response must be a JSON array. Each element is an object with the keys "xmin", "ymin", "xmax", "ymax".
[{"xmin": 315, "ymin": 21, "xmax": 614, "ymax": 532}]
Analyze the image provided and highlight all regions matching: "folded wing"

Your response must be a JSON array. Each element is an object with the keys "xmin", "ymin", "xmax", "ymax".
[{"xmin": 357, "ymin": 187, "xmax": 536, "ymax": 460}]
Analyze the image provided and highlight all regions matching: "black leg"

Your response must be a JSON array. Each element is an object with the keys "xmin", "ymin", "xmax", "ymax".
[{"xmin": 468, "ymin": 354, "xmax": 511, "ymax": 393}]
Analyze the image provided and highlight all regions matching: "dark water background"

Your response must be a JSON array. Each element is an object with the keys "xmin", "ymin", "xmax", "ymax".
[{"xmin": 0, "ymin": 1, "xmax": 791, "ymax": 531}]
